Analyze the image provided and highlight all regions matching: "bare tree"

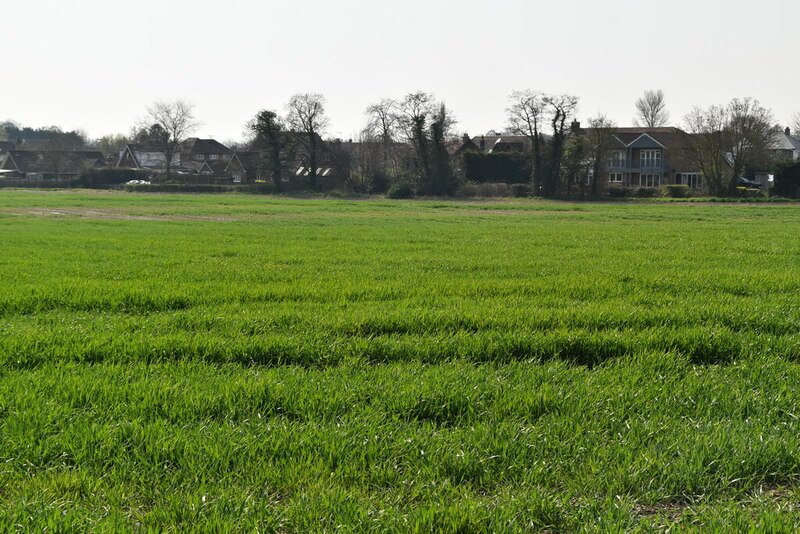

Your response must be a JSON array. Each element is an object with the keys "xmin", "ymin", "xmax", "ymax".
[
  {"xmin": 365, "ymin": 99, "xmax": 402, "ymax": 181},
  {"xmin": 366, "ymin": 99, "xmax": 398, "ymax": 145},
  {"xmin": 286, "ymin": 93, "xmax": 329, "ymax": 191},
  {"xmin": 146, "ymin": 99, "xmax": 198, "ymax": 180},
  {"xmin": 506, "ymin": 90, "xmax": 546, "ymax": 189},
  {"xmin": 683, "ymin": 98, "xmax": 774, "ymax": 196},
  {"xmin": 791, "ymin": 113, "xmax": 800, "ymax": 137},
  {"xmin": 634, "ymin": 89, "xmax": 670, "ymax": 128}
]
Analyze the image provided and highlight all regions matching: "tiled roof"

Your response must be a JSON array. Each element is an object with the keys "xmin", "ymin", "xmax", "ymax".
[
  {"xmin": 181, "ymin": 138, "xmax": 233, "ymax": 156},
  {"xmin": 771, "ymin": 131, "xmax": 800, "ymax": 152},
  {"xmin": 4, "ymin": 149, "xmax": 106, "ymax": 174}
]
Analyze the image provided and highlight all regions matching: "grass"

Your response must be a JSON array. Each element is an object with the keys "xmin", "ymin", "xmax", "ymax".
[{"xmin": 1, "ymin": 190, "xmax": 800, "ymax": 531}]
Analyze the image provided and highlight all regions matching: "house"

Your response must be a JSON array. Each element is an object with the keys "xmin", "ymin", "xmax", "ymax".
[
  {"xmin": 247, "ymin": 131, "xmax": 338, "ymax": 187},
  {"xmin": 178, "ymin": 138, "xmax": 233, "ymax": 168},
  {"xmin": 0, "ymin": 149, "xmax": 107, "ymax": 179},
  {"xmin": 0, "ymin": 141, "xmax": 14, "ymax": 156},
  {"xmin": 576, "ymin": 126, "xmax": 702, "ymax": 190},
  {"xmin": 116, "ymin": 144, "xmax": 178, "ymax": 170},
  {"xmin": 452, "ymin": 132, "xmax": 534, "ymax": 154},
  {"xmin": 116, "ymin": 138, "xmax": 233, "ymax": 173},
  {"xmin": 770, "ymin": 128, "xmax": 800, "ymax": 161},
  {"xmin": 228, "ymin": 151, "xmax": 262, "ymax": 183}
]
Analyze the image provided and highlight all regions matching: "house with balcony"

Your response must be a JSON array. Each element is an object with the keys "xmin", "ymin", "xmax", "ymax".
[{"xmin": 579, "ymin": 127, "xmax": 702, "ymax": 190}]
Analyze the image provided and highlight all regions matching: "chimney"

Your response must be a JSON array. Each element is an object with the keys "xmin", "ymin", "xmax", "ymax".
[
  {"xmin": 570, "ymin": 120, "xmax": 581, "ymax": 133},
  {"xmin": 479, "ymin": 136, "xmax": 485, "ymax": 150},
  {"xmin": 785, "ymin": 127, "xmax": 791, "ymax": 136}
]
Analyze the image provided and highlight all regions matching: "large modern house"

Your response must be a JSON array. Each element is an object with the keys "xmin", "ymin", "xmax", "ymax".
[{"xmin": 576, "ymin": 126, "xmax": 702, "ymax": 190}]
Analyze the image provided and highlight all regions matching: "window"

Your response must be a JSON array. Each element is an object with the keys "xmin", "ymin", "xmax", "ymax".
[
  {"xmin": 195, "ymin": 154, "xmax": 205, "ymax": 161},
  {"xmin": 608, "ymin": 150, "xmax": 626, "ymax": 168},
  {"xmin": 640, "ymin": 150, "xmax": 662, "ymax": 169},
  {"xmin": 209, "ymin": 154, "xmax": 219, "ymax": 160},
  {"xmin": 640, "ymin": 173, "xmax": 662, "ymax": 187},
  {"xmin": 232, "ymin": 172, "xmax": 242, "ymax": 183},
  {"xmin": 609, "ymin": 172, "xmax": 623, "ymax": 183},
  {"xmin": 678, "ymin": 173, "xmax": 701, "ymax": 189}
]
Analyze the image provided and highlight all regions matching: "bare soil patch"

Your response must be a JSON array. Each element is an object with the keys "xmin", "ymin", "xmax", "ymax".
[{"xmin": 7, "ymin": 208, "xmax": 234, "ymax": 221}]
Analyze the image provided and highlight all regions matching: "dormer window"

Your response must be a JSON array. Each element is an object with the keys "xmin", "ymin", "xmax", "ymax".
[
  {"xmin": 195, "ymin": 154, "xmax": 205, "ymax": 161},
  {"xmin": 209, "ymin": 154, "xmax": 219, "ymax": 160}
]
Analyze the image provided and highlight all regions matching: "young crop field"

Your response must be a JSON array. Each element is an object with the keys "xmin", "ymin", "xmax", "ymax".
[{"xmin": 2, "ymin": 190, "xmax": 800, "ymax": 532}]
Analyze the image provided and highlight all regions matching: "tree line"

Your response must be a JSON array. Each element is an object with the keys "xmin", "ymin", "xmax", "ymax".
[{"xmin": 3, "ymin": 89, "xmax": 798, "ymax": 197}]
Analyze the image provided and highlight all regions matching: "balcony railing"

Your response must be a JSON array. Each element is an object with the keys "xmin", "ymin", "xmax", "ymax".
[{"xmin": 606, "ymin": 159, "xmax": 668, "ymax": 172}]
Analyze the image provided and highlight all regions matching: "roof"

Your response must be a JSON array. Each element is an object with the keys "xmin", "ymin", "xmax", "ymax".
[
  {"xmin": 181, "ymin": 138, "xmax": 233, "ymax": 156},
  {"xmin": 126, "ymin": 143, "xmax": 165, "ymax": 152},
  {"xmin": 117, "ymin": 144, "xmax": 166, "ymax": 168},
  {"xmin": 577, "ymin": 127, "xmax": 689, "ymax": 150},
  {"xmin": 3, "ymin": 149, "xmax": 106, "ymax": 174},
  {"xmin": 471, "ymin": 135, "xmax": 533, "ymax": 153},
  {"xmin": 248, "ymin": 131, "xmax": 326, "ymax": 152},
  {"xmin": 232, "ymin": 151, "xmax": 261, "ymax": 172},
  {"xmin": 771, "ymin": 130, "xmax": 800, "ymax": 152},
  {"xmin": 0, "ymin": 141, "xmax": 14, "ymax": 152}
]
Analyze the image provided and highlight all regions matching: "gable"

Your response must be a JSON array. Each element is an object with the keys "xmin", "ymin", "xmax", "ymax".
[
  {"xmin": 1, "ymin": 153, "xmax": 18, "ymax": 171},
  {"xmin": 117, "ymin": 145, "xmax": 141, "ymax": 168},
  {"xmin": 627, "ymin": 134, "xmax": 665, "ymax": 149}
]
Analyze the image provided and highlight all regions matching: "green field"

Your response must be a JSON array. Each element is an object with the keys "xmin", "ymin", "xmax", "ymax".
[{"xmin": 2, "ymin": 191, "xmax": 800, "ymax": 532}]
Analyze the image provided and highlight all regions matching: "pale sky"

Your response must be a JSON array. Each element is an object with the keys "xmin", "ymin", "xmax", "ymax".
[{"xmin": 2, "ymin": 0, "xmax": 798, "ymax": 143}]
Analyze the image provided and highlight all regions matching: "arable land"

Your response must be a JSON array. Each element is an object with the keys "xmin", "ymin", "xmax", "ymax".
[{"xmin": 2, "ymin": 191, "xmax": 800, "ymax": 531}]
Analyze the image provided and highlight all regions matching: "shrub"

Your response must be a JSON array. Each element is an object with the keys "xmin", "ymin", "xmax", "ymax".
[
  {"xmin": 660, "ymin": 184, "xmax": 690, "ymax": 198},
  {"xmin": 386, "ymin": 182, "xmax": 415, "ymax": 199},
  {"xmin": 456, "ymin": 183, "xmax": 514, "ymax": 198},
  {"xmin": 607, "ymin": 187, "xmax": 632, "ymax": 198},
  {"xmin": 461, "ymin": 151, "xmax": 530, "ymax": 183},
  {"xmin": 455, "ymin": 182, "xmax": 478, "ymax": 198},
  {"xmin": 511, "ymin": 184, "xmax": 530, "ymax": 197},
  {"xmin": 481, "ymin": 183, "xmax": 512, "ymax": 197},
  {"xmin": 772, "ymin": 160, "xmax": 800, "ymax": 198},
  {"xmin": 635, "ymin": 187, "xmax": 658, "ymax": 198}
]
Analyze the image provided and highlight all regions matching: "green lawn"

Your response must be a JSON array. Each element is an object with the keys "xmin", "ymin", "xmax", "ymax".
[{"xmin": 1, "ymin": 191, "xmax": 800, "ymax": 531}]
